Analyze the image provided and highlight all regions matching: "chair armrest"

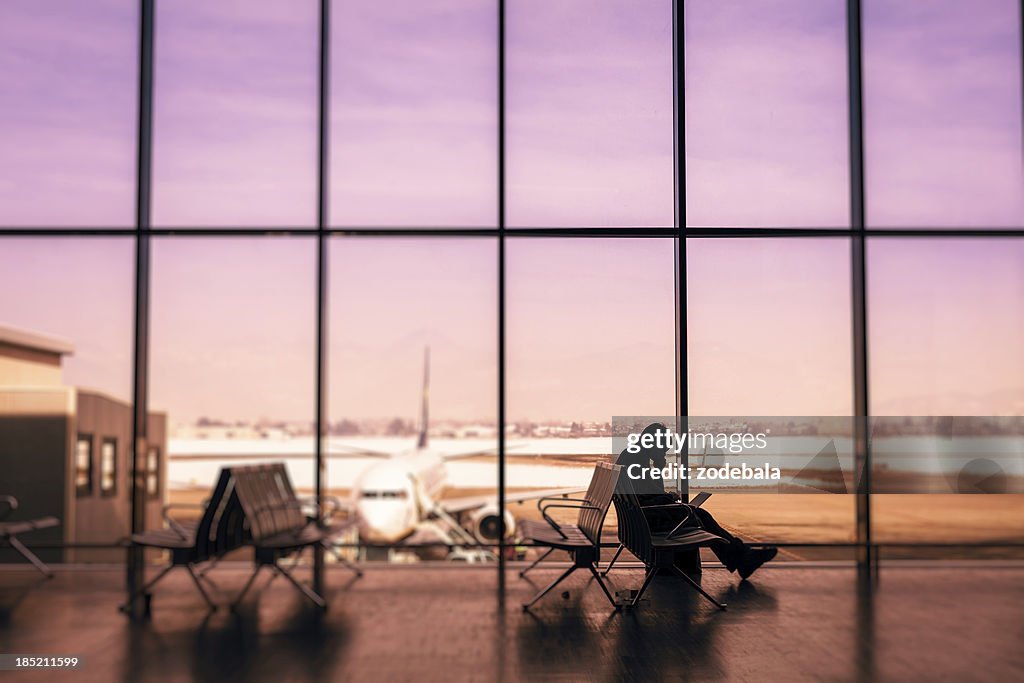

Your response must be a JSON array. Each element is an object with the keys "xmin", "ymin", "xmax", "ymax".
[
  {"xmin": 0, "ymin": 495, "xmax": 17, "ymax": 520},
  {"xmin": 535, "ymin": 496, "xmax": 588, "ymax": 513},
  {"xmin": 538, "ymin": 499, "xmax": 589, "ymax": 515},
  {"xmin": 665, "ymin": 509, "xmax": 698, "ymax": 539},
  {"xmin": 540, "ymin": 504, "xmax": 600, "ymax": 540},
  {"xmin": 162, "ymin": 502, "xmax": 205, "ymax": 540}
]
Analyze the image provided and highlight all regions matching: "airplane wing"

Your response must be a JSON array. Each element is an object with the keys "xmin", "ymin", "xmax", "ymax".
[
  {"xmin": 325, "ymin": 443, "xmax": 393, "ymax": 459},
  {"xmin": 440, "ymin": 442, "xmax": 530, "ymax": 461},
  {"xmin": 440, "ymin": 487, "xmax": 586, "ymax": 514}
]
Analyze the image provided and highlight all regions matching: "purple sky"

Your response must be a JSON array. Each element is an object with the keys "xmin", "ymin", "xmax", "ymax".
[
  {"xmin": 686, "ymin": 0, "xmax": 850, "ymax": 227},
  {"xmin": 507, "ymin": 0, "xmax": 675, "ymax": 227},
  {"xmin": 0, "ymin": 0, "xmax": 137, "ymax": 226},
  {"xmin": 152, "ymin": 1, "xmax": 319, "ymax": 227},
  {"xmin": 1, "ymin": 1, "xmax": 1022, "ymax": 422},
  {"xmin": 331, "ymin": 0, "xmax": 497, "ymax": 227}
]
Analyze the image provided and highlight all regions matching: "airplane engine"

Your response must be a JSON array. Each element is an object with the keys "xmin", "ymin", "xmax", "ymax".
[{"xmin": 469, "ymin": 505, "xmax": 516, "ymax": 543}]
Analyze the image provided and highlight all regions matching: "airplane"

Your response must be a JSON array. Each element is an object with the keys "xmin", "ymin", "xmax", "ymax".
[{"xmin": 328, "ymin": 348, "xmax": 582, "ymax": 562}]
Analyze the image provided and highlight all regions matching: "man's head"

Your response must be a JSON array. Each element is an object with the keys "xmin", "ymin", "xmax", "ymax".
[{"xmin": 639, "ymin": 422, "xmax": 669, "ymax": 467}]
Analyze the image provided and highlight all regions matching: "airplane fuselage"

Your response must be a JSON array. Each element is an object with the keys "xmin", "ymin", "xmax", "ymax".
[{"xmin": 351, "ymin": 448, "xmax": 448, "ymax": 544}]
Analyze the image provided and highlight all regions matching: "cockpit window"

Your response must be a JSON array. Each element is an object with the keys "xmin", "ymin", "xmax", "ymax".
[{"xmin": 361, "ymin": 490, "xmax": 408, "ymax": 500}]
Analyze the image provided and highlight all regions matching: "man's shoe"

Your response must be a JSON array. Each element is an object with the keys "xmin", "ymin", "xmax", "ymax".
[{"xmin": 737, "ymin": 547, "xmax": 777, "ymax": 580}]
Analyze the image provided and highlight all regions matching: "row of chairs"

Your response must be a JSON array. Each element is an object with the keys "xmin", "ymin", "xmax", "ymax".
[
  {"xmin": 519, "ymin": 462, "xmax": 728, "ymax": 611},
  {"xmin": 123, "ymin": 464, "xmax": 359, "ymax": 613},
  {"xmin": 9, "ymin": 462, "xmax": 720, "ymax": 613}
]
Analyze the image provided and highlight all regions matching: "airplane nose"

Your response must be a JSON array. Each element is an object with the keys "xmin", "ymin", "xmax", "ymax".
[{"xmin": 357, "ymin": 502, "xmax": 410, "ymax": 544}]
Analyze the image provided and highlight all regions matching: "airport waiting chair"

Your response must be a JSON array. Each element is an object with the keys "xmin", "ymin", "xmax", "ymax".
[
  {"xmin": 517, "ymin": 462, "xmax": 621, "ymax": 610},
  {"xmin": 0, "ymin": 495, "xmax": 59, "ymax": 577},
  {"xmin": 120, "ymin": 468, "xmax": 247, "ymax": 612},
  {"xmin": 611, "ymin": 478, "xmax": 727, "ymax": 610},
  {"xmin": 230, "ymin": 464, "xmax": 355, "ymax": 610},
  {"xmin": 270, "ymin": 463, "xmax": 362, "ymax": 578},
  {"xmin": 519, "ymin": 464, "xmax": 612, "ymax": 579}
]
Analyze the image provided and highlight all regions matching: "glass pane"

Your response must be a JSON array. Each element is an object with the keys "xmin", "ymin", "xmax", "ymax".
[
  {"xmin": 76, "ymin": 437, "xmax": 93, "ymax": 495},
  {"xmin": 507, "ymin": 0, "xmax": 674, "ymax": 227},
  {"xmin": 0, "ymin": 238, "xmax": 134, "ymax": 563},
  {"xmin": 687, "ymin": 238, "xmax": 855, "ymax": 554},
  {"xmin": 869, "ymin": 239, "xmax": 1024, "ymax": 556},
  {"xmin": 330, "ymin": 0, "xmax": 497, "ymax": 228},
  {"xmin": 864, "ymin": 0, "xmax": 1024, "ymax": 228},
  {"xmin": 507, "ymin": 238, "xmax": 675, "ymax": 564},
  {"xmin": 328, "ymin": 238, "xmax": 497, "ymax": 562},
  {"xmin": 687, "ymin": 238, "xmax": 853, "ymax": 416},
  {"xmin": 0, "ymin": 0, "xmax": 137, "ymax": 228},
  {"xmin": 150, "ymin": 238, "xmax": 317, "ymax": 546},
  {"xmin": 686, "ymin": 0, "xmax": 849, "ymax": 228},
  {"xmin": 152, "ymin": 1, "xmax": 318, "ymax": 227},
  {"xmin": 100, "ymin": 439, "xmax": 117, "ymax": 495}
]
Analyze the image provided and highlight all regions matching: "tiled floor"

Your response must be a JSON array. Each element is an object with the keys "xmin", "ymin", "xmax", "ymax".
[{"xmin": 1, "ymin": 563, "xmax": 1022, "ymax": 681}]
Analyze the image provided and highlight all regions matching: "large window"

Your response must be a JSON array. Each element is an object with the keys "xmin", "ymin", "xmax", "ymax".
[{"xmin": 3, "ymin": 2, "xmax": 1023, "ymax": 574}]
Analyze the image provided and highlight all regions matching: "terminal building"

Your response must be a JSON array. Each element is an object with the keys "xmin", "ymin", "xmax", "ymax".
[{"xmin": 0, "ymin": 325, "xmax": 166, "ymax": 564}]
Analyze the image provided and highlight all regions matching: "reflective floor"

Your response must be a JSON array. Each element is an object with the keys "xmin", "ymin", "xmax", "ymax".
[{"xmin": 1, "ymin": 564, "xmax": 1022, "ymax": 681}]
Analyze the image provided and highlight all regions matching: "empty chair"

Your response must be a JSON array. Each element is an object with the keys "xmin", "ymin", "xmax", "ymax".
[
  {"xmin": 517, "ymin": 462, "xmax": 621, "ymax": 610},
  {"xmin": 230, "ymin": 464, "xmax": 354, "ymax": 610},
  {"xmin": 120, "ymin": 468, "xmax": 246, "ymax": 612},
  {"xmin": 0, "ymin": 495, "xmax": 59, "ymax": 577}
]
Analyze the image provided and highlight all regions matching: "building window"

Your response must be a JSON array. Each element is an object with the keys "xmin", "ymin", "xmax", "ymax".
[
  {"xmin": 146, "ymin": 446, "xmax": 160, "ymax": 498},
  {"xmin": 75, "ymin": 434, "xmax": 93, "ymax": 496},
  {"xmin": 100, "ymin": 438, "xmax": 117, "ymax": 497}
]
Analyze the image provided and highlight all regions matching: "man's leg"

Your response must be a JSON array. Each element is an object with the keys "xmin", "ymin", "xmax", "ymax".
[
  {"xmin": 690, "ymin": 507, "xmax": 777, "ymax": 578},
  {"xmin": 689, "ymin": 507, "xmax": 745, "ymax": 570}
]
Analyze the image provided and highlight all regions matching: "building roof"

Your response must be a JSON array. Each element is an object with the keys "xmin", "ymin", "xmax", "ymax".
[{"xmin": 0, "ymin": 324, "xmax": 74, "ymax": 356}]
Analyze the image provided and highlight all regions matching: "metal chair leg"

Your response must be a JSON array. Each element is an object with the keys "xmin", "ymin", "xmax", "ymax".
[
  {"xmin": 119, "ymin": 564, "xmax": 175, "ymax": 611},
  {"xmin": 601, "ymin": 544, "xmax": 624, "ymax": 577},
  {"xmin": 231, "ymin": 565, "xmax": 264, "ymax": 608},
  {"xmin": 327, "ymin": 544, "xmax": 363, "ymax": 577},
  {"xmin": 519, "ymin": 548, "xmax": 554, "ymax": 578},
  {"xmin": 186, "ymin": 564, "xmax": 217, "ymax": 610},
  {"xmin": 671, "ymin": 565, "xmax": 727, "ymax": 611},
  {"xmin": 588, "ymin": 565, "xmax": 620, "ymax": 609},
  {"xmin": 630, "ymin": 567, "xmax": 658, "ymax": 608},
  {"xmin": 7, "ymin": 537, "xmax": 54, "ymax": 578},
  {"xmin": 273, "ymin": 565, "xmax": 327, "ymax": 609},
  {"xmin": 522, "ymin": 565, "xmax": 576, "ymax": 610}
]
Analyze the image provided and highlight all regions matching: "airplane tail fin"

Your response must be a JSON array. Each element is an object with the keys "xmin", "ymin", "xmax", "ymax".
[{"xmin": 417, "ymin": 346, "xmax": 430, "ymax": 449}]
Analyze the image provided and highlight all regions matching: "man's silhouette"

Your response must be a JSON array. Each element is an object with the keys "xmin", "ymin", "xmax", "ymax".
[{"xmin": 615, "ymin": 422, "xmax": 776, "ymax": 579}]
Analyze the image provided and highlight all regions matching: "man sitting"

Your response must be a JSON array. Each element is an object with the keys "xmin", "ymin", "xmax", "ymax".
[{"xmin": 615, "ymin": 423, "xmax": 777, "ymax": 580}]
